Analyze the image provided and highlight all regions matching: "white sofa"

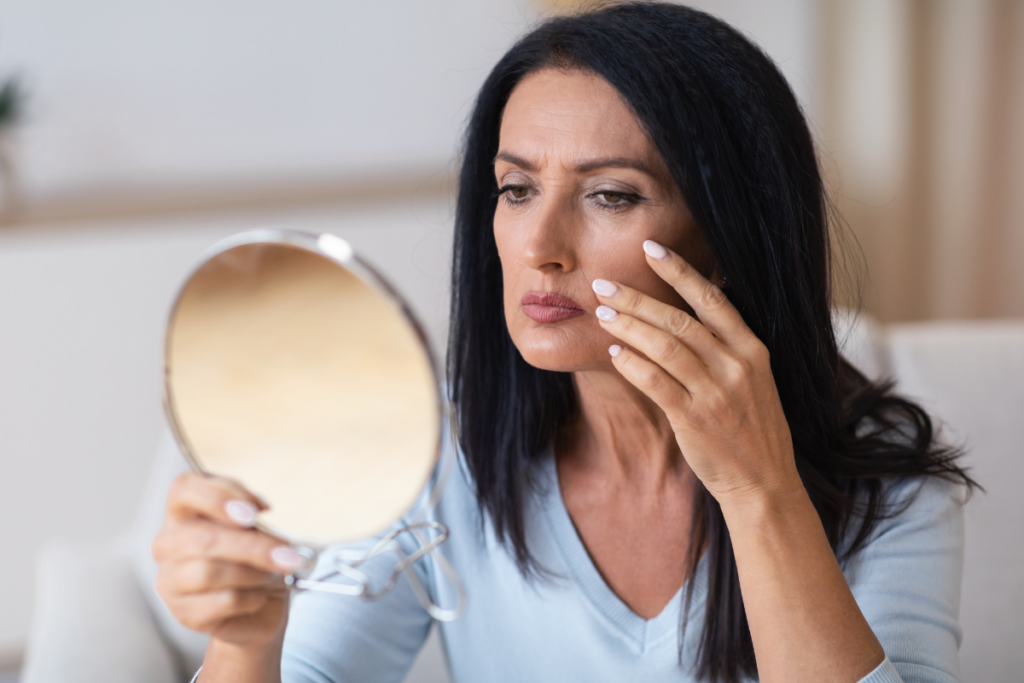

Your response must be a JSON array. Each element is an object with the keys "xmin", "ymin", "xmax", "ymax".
[{"xmin": 20, "ymin": 313, "xmax": 1024, "ymax": 683}]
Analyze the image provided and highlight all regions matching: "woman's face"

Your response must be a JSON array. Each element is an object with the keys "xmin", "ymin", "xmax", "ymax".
[{"xmin": 494, "ymin": 68, "xmax": 713, "ymax": 373}]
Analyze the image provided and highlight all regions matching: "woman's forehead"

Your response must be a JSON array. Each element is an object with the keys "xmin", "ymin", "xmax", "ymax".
[{"xmin": 498, "ymin": 68, "xmax": 659, "ymax": 170}]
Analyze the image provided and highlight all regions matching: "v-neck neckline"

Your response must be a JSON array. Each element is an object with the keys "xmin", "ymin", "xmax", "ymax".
[{"xmin": 537, "ymin": 452, "xmax": 708, "ymax": 653}]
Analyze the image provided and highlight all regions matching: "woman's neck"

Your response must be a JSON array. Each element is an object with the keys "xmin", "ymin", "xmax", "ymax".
[{"xmin": 560, "ymin": 368, "xmax": 691, "ymax": 489}]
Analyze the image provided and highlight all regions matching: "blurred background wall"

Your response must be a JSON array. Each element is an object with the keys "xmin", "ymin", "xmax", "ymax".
[{"xmin": 0, "ymin": 0, "xmax": 1018, "ymax": 675}]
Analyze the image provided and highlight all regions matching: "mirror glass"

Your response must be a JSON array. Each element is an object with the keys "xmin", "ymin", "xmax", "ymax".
[{"xmin": 164, "ymin": 232, "xmax": 442, "ymax": 547}]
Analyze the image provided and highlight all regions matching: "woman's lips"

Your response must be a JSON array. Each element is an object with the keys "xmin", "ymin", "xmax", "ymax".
[{"xmin": 521, "ymin": 291, "xmax": 586, "ymax": 323}]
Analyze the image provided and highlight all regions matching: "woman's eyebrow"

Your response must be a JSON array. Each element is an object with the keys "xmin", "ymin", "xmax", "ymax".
[
  {"xmin": 493, "ymin": 152, "xmax": 654, "ymax": 176},
  {"xmin": 493, "ymin": 151, "xmax": 536, "ymax": 170},
  {"xmin": 574, "ymin": 157, "xmax": 654, "ymax": 175}
]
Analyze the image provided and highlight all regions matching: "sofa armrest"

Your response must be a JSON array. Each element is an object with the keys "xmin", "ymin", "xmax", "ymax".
[{"xmin": 21, "ymin": 538, "xmax": 185, "ymax": 683}]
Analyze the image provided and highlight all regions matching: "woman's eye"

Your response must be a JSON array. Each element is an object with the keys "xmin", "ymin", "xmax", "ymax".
[
  {"xmin": 592, "ymin": 190, "xmax": 640, "ymax": 209},
  {"xmin": 497, "ymin": 184, "xmax": 529, "ymax": 199},
  {"xmin": 497, "ymin": 184, "xmax": 530, "ymax": 207}
]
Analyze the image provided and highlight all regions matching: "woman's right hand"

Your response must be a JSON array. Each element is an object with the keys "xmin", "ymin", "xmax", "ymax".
[{"xmin": 152, "ymin": 471, "xmax": 306, "ymax": 650}]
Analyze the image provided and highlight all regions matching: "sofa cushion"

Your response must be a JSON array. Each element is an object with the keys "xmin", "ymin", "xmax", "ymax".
[
  {"xmin": 884, "ymin": 320, "xmax": 1024, "ymax": 683},
  {"xmin": 833, "ymin": 308, "xmax": 886, "ymax": 380}
]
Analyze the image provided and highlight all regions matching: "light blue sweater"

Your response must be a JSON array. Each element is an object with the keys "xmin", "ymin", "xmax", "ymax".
[{"xmin": 273, "ymin": 440, "xmax": 965, "ymax": 683}]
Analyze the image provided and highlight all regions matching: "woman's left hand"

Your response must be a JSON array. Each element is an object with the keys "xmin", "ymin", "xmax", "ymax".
[{"xmin": 592, "ymin": 240, "xmax": 801, "ymax": 505}]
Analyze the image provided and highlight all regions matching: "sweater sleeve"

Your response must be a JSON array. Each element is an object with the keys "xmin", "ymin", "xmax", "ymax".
[
  {"xmin": 845, "ymin": 477, "xmax": 966, "ymax": 683},
  {"xmin": 858, "ymin": 657, "xmax": 911, "ymax": 683}
]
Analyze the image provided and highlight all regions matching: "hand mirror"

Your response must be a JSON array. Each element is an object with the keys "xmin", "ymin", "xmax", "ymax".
[{"xmin": 163, "ymin": 230, "xmax": 464, "ymax": 619}]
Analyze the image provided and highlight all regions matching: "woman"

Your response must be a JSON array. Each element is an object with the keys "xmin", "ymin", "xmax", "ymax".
[{"xmin": 153, "ymin": 4, "xmax": 975, "ymax": 682}]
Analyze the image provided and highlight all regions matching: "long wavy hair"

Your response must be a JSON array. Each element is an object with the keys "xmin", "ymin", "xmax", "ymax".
[{"xmin": 447, "ymin": 4, "xmax": 975, "ymax": 681}]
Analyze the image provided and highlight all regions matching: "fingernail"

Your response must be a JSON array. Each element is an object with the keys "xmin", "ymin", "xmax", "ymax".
[
  {"xmin": 591, "ymin": 279, "xmax": 619, "ymax": 298},
  {"xmin": 271, "ymin": 546, "xmax": 303, "ymax": 570},
  {"xmin": 595, "ymin": 305, "xmax": 618, "ymax": 322},
  {"xmin": 609, "ymin": 344, "xmax": 622, "ymax": 357},
  {"xmin": 224, "ymin": 500, "xmax": 258, "ymax": 527},
  {"xmin": 643, "ymin": 240, "xmax": 669, "ymax": 261}
]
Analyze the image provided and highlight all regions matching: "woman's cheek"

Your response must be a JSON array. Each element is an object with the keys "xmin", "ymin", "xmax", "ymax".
[{"xmin": 580, "ymin": 225, "xmax": 650, "ymax": 288}]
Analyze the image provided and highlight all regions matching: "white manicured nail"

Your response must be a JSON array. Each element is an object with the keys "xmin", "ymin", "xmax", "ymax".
[
  {"xmin": 271, "ymin": 546, "xmax": 303, "ymax": 570},
  {"xmin": 225, "ymin": 500, "xmax": 258, "ymax": 527},
  {"xmin": 643, "ymin": 240, "xmax": 669, "ymax": 260},
  {"xmin": 609, "ymin": 344, "xmax": 622, "ymax": 357},
  {"xmin": 591, "ymin": 279, "xmax": 619, "ymax": 298},
  {"xmin": 595, "ymin": 305, "xmax": 618, "ymax": 322}
]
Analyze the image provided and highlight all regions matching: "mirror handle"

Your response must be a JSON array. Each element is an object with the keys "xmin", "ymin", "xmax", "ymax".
[{"xmin": 288, "ymin": 521, "xmax": 467, "ymax": 621}]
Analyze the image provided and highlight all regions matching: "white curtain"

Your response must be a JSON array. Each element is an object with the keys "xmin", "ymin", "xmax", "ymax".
[{"xmin": 820, "ymin": 0, "xmax": 1024, "ymax": 321}]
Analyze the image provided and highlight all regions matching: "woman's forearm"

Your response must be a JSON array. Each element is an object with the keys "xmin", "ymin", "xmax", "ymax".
[
  {"xmin": 719, "ymin": 483, "xmax": 885, "ymax": 683},
  {"xmin": 592, "ymin": 243, "xmax": 890, "ymax": 680},
  {"xmin": 198, "ymin": 634, "xmax": 285, "ymax": 683}
]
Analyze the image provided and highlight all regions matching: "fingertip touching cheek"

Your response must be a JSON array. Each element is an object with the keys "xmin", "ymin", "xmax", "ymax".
[{"xmin": 492, "ymin": 67, "xmax": 715, "ymax": 374}]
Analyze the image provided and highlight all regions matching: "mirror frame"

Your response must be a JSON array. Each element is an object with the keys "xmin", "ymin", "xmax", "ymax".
[{"xmin": 162, "ymin": 228, "xmax": 446, "ymax": 544}]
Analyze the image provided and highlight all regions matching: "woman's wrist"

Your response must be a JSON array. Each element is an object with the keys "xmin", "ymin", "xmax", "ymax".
[
  {"xmin": 199, "ymin": 632, "xmax": 285, "ymax": 683},
  {"xmin": 710, "ymin": 465, "xmax": 809, "ymax": 521},
  {"xmin": 717, "ymin": 483, "xmax": 815, "ymax": 543}
]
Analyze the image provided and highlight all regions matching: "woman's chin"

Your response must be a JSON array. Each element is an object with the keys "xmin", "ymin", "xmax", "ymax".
[{"xmin": 513, "ymin": 330, "xmax": 609, "ymax": 373}]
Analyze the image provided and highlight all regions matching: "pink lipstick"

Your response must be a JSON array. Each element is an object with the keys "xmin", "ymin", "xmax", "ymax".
[{"xmin": 521, "ymin": 291, "xmax": 586, "ymax": 323}]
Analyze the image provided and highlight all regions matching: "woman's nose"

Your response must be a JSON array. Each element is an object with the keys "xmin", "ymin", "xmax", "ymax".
[{"xmin": 521, "ymin": 193, "xmax": 578, "ymax": 273}]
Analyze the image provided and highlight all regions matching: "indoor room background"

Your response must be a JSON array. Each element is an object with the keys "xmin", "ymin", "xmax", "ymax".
[{"xmin": 0, "ymin": 1, "xmax": 1020, "ymax": 681}]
